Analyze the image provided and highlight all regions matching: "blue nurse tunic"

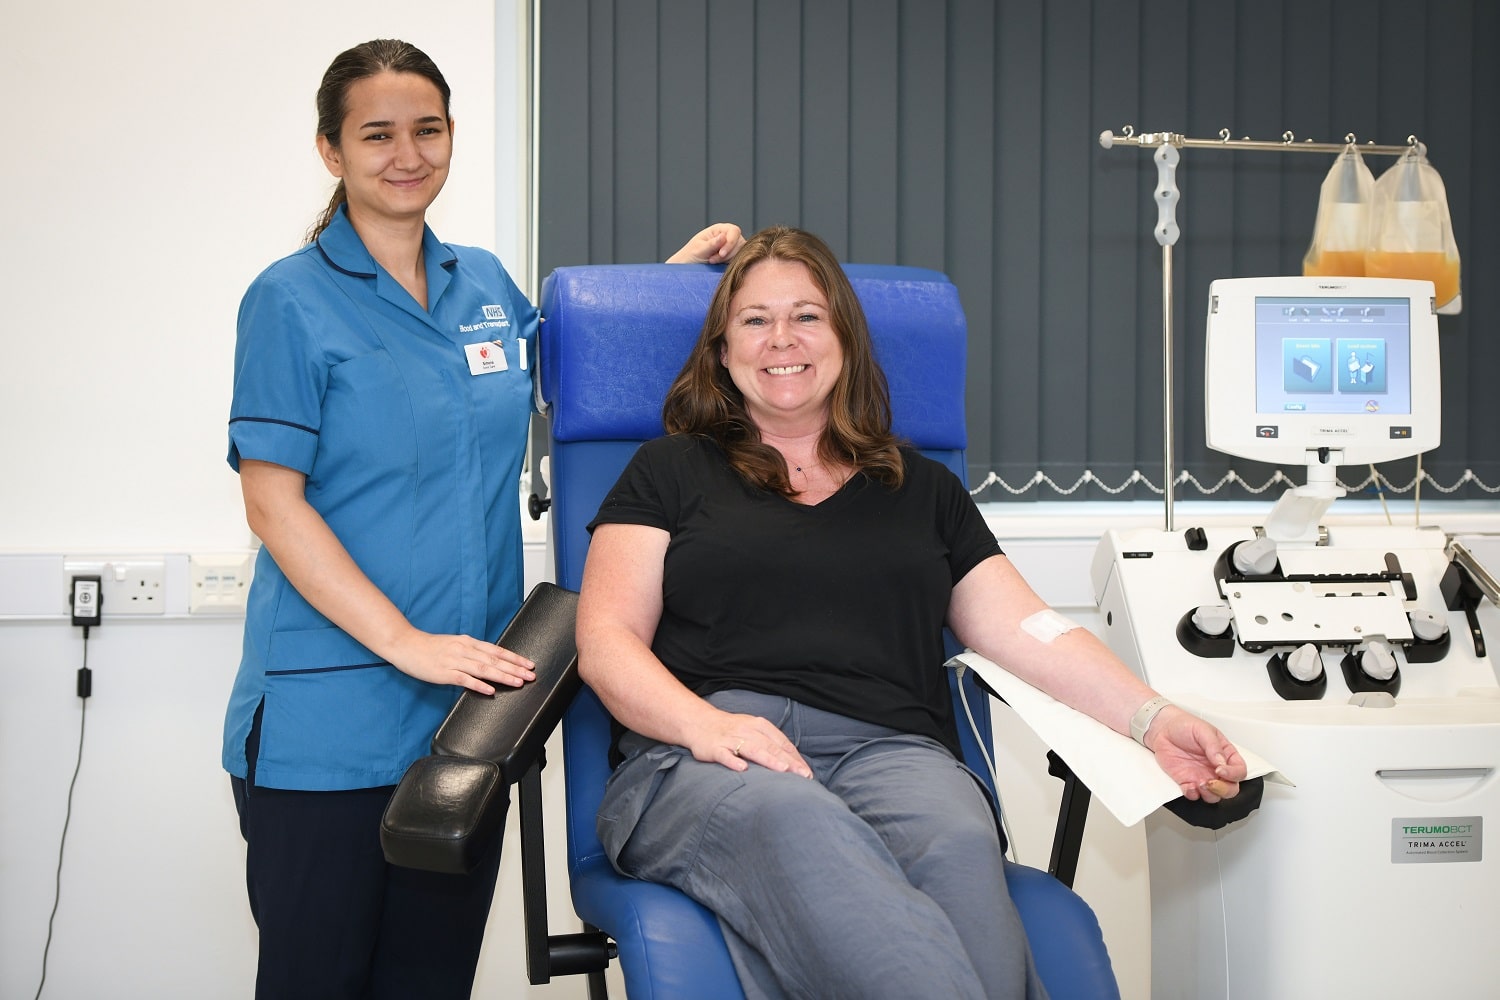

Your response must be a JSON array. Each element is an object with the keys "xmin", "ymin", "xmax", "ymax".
[{"xmin": 222, "ymin": 206, "xmax": 536, "ymax": 791}]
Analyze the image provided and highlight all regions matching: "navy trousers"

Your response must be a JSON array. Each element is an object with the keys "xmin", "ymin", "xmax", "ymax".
[{"xmin": 231, "ymin": 707, "xmax": 506, "ymax": 1000}]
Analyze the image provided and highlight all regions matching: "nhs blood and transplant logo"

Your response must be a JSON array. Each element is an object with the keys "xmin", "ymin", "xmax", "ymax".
[{"xmin": 460, "ymin": 305, "xmax": 512, "ymax": 334}]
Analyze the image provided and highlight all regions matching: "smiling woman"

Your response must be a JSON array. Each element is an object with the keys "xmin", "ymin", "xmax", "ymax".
[
  {"xmin": 306, "ymin": 41, "xmax": 451, "ymax": 239},
  {"xmin": 721, "ymin": 261, "xmax": 843, "ymax": 432},
  {"xmin": 719, "ymin": 259, "xmax": 847, "ymax": 501},
  {"xmin": 315, "ymin": 72, "xmax": 453, "ymax": 306},
  {"xmin": 663, "ymin": 225, "xmax": 906, "ymax": 502},
  {"xmin": 575, "ymin": 224, "xmax": 1247, "ymax": 1000},
  {"xmin": 220, "ymin": 37, "xmax": 746, "ymax": 1000}
]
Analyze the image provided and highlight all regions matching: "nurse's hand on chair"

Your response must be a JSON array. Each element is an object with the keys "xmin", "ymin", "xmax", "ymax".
[
  {"xmin": 1142, "ymin": 706, "xmax": 1247, "ymax": 804},
  {"xmin": 666, "ymin": 223, "xmax": 746, "ymax": 264},
  {"xmin": 386, "ymin": 630, "xmax": 537, "ymax": 696}
]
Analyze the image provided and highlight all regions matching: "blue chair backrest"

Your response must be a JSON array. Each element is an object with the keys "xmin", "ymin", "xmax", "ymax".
[
  {"xmin": 542, "ymin": 263, "xmax": 969, "ymax": 577},
  {"xmin": 538, "ymin": 262, "xmax": 1081, "ymax": 998}
]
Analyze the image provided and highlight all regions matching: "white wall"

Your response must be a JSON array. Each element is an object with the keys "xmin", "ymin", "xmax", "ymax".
[
  {"xmin": 0, "ymin": 0, "xmax": 524, "ymax": 553},
  {"xmin": 0, "ymin": 3, "xmax": 567, "ymax": 999}
]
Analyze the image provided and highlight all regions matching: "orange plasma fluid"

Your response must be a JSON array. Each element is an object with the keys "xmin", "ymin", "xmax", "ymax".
[
  {"xmin": 1364, "ymin": 251, "xmax": 1461, "ymax": 309},
  {"xmin": 1304, "ymin": 250, "xmax": 1367, "ymax": 277}
]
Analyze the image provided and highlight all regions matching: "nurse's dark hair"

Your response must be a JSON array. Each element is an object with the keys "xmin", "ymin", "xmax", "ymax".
[
  {"xmin": 662, "ymin": 225, "xmax": 905, "ymax": 495},
  {"xmin": 305, "ymin": 39, "xmax": 452, "ymax": 243}
]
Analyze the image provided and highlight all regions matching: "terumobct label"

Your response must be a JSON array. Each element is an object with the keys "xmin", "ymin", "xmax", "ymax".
[{"xmin": 1391, "ymin": 817, "xmax": 1482, "ymax": 864}]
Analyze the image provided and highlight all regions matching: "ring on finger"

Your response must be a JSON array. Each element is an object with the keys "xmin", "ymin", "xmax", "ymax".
[{"xmin": 732, "ymin": 739, "xmax": 745, "ymax": 757}]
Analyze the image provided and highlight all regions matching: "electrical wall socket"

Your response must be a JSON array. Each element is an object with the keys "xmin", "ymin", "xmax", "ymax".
[
  {"xmin": 188, "ymin": 553, "xmax": 253, "ymax": 614},
  {"xmin": 63, "ymin": 557, "xmax": 167, "ymax": 615}
]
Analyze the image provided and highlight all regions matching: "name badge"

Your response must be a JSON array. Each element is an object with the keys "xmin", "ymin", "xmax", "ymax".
[{"xmin": 464, "ymin": 340, "xmax": 508, "ymax": 375}]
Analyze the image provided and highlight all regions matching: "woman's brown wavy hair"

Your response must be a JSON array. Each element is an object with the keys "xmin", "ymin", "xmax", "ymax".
[{"xmin": 662, "ymin": 225, "xmax": 905, "ymax": 495}]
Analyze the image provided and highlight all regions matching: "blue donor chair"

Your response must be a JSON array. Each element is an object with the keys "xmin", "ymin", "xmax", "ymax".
[{"xmin": 537, "ymin": 262, "xmax": 1120, "ymax": 999}]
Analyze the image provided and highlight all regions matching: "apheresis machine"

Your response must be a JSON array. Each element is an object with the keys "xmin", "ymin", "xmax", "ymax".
[{"xmin": 1091, "ymin": 276, "xmax": 1499, "ymax": 998}]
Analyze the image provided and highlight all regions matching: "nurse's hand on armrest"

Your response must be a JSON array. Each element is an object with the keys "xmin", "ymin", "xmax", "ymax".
[
  {"xmin": 1141, "ymin": 706, "xmax": 1248, "ymax": 804},
  {"xmin": 384, "ymin": 629, "xmax": 536, "ymax": 697},
  {"xmin": 239, "ymin": 459, "xmax": 535, "ymax": 697}
]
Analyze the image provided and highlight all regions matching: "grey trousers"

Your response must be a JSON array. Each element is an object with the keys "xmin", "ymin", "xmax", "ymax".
[{"xmin": 598, "ymin": 690, "xmax": 1048, "ymax": 1000}]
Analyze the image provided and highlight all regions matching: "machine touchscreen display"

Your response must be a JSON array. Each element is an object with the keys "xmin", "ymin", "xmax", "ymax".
[{"xmin": 1254, "ymin": 296, "xmax": 1413, "ymax": 417}]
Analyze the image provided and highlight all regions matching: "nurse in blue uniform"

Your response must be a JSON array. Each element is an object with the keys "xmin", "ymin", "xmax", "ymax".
[{"xmin": 222, "ymin": 38, "xmax": 742, "ymax": 1000}]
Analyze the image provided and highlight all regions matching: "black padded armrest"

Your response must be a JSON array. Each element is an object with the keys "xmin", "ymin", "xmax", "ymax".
[
  {"xmin": 380, "ymin": 756, "xmax": 507, "ymax": 874},
  {"xmin": 431, "ymin": 582, "xmax": 582, "ymax": 783},
  {"xmin": 381, "ymin": 583, "xmax": 581, "ymax": 874},
  {"xmin": 1163, "ymin": 775, "xmax": 1264, "ymax": 830}
]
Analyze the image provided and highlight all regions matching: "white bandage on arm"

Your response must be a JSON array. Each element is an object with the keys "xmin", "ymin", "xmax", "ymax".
[{"xmin": 1019, "ymin": 608, "xmax": 1081, "ymax": 644}]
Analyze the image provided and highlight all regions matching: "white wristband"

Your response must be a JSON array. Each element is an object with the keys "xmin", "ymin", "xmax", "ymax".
[{"xmin": 1129, "ymin": 695, "xmax": 1172, "ymax": 747}]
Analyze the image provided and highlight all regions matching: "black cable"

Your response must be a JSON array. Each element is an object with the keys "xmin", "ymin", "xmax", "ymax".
[{"xmin": 35, "ymin": 627, "xmax": 90, "ymax": 1000}]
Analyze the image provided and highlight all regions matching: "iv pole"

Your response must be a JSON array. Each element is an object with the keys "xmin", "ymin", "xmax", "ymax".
[{"xmin": 1098, "ymin": 127, "xmax": 1423, "ymax": 532}]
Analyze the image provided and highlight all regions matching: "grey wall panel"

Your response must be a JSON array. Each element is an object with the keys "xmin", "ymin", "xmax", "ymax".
[
  {"xmin": 704, "ymin": 3, "xmax": 758, "ymax": 229},
  {"xmin": 895, "ymin": 2, "xmax": 946, "ymax": 269},
  {"xmin": 848, "ymin": 1, "xmax": 900, "ymax": 260},
  {"xmin": 801, "ymin": 0, "xmax": 852, "ymax": 246},
  {"xmin": 539, "ymin": 0, "xmax": 1498, "ymax": 500},
  {"xmin": 586, "ymin": 1, "xmax": 616, "ymax": 260},
  {"xmin": 537, "ymin": 0, "xmax": 590, "ymax": 268},
  {"xmin": 1088, "ymin": 0, "xmax": 1148, "ymax": 495},
  {"xmin": 613, "ymin": 3, "xmax": 661, "ymax": 257},
  {"xmin": 989, "ymin": 0, "xmax": 1043, "ymax": 491},
  {"xmin": 1039, "ymin": 1, "xmax": 1091, "ymax": 491},
  {"xmin": 947, "ymin": 1, "xmax": 996, "ymax": 478},
  {"xmin": 753, "ymin": 2, "xmax": 805, "ymax": 227},
  {"xmin": 1463, "ymin": 0, "xmax": 1500, "ymax": 482},
  {"xmin": 658, "ymin": 0, "xmax": 711, "ymax": 253}
]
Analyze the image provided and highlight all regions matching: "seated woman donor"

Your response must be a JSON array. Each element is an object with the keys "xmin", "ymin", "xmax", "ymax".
[{"xmin": 576, "ymin": 225, "xmax": 1247, "ymax": 1000}]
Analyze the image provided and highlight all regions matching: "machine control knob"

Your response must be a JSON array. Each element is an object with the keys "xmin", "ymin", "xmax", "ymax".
[
  {"xmin": 1408, "ymin": 609, "xmax": 1448, "ymax": 642},
  {"xmin": 1286, "ymin": 642, "xmax": 1323, "ymax": 682},
  {"xmin": 1191, "ymin": 604, "xmax": 1233, "ymax": 637},
  {"xmin": 1232, "ymin": 535, "xmax": 1278, "ymax": 576},
  {"xmin": 1358, "ymin": 640, "xmax": 1398, "ymax": 681}
]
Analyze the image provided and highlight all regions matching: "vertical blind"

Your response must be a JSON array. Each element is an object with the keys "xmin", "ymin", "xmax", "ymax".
[{"xmin": 538, "ymin": 0, "xmax": 1498, "ymax": 501}]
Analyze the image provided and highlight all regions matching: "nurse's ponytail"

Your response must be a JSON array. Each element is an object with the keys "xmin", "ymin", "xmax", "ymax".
[
  {"xmin": 304, "ymin": 39, "xmax": 452, "ymax": 244},
  {"xmin": 309, "ymin": 181, "xmax": 349, "ymax": 244}
]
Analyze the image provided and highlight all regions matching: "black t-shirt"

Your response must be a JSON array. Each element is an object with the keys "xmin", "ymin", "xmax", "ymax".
[{"xmin": 588, "ymin": 435, "xmax": 1003, "ymax": 755}]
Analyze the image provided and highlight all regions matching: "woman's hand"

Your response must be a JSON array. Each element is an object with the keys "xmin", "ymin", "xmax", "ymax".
[
  {"xmin": 384, "ymin": 631, "xmax": 536, "ymax": 696},
  {"xmin": 579, "ymin": 522, "xmax": 811, "ymax": 777},
  {"xmin": 1144, "ymin": 706, "xmax": 1248, "ymax": 803},
  {"xmin": 689, "ymin": 709, "xmax": 814, "ymax": 779},
  {"xmin": 666, "ymin": 223, "xmax": 745, "ymax": 264}
]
